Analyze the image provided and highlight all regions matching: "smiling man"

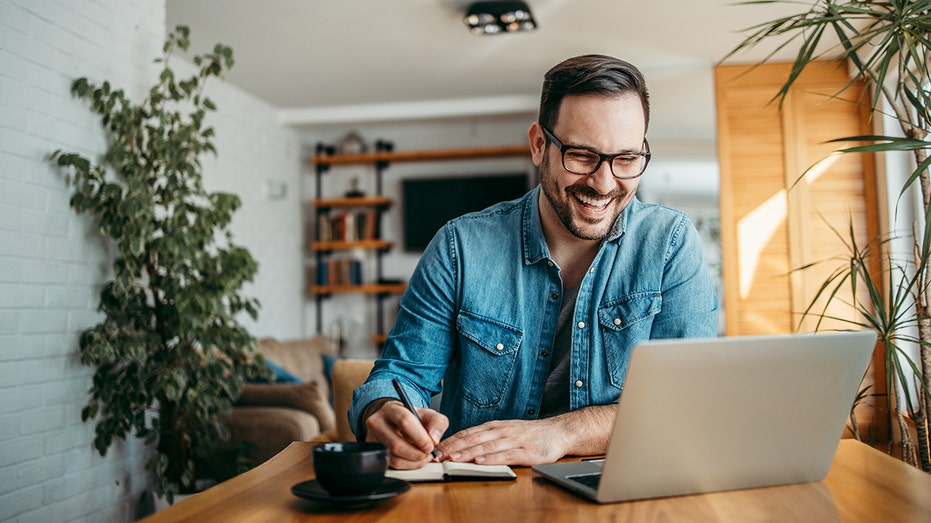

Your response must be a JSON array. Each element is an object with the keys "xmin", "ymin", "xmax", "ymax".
[{"xmin": 349, "ymin": 54, "xmax": 719, "ymax": 470}]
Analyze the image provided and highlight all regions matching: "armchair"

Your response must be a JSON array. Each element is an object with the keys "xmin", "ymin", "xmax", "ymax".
[{"xmin": 204, "ymin": 337, "xmax": 377, "ymax": 484}]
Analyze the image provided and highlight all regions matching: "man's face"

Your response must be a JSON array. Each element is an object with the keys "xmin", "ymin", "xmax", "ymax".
[{"xmin": 531, "ymin": 94, "xmax": 646, "ymax": 242}]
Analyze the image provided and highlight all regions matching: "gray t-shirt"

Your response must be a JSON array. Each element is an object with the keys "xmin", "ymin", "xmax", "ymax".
[{"xmin": 538, "ymin": 281, "xmax": 581, "ymax": 418}]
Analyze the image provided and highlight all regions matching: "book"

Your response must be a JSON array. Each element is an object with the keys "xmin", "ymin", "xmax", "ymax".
[{"xmin": 384, "ymin": 461, "xmax": 516, "ymax": 483}]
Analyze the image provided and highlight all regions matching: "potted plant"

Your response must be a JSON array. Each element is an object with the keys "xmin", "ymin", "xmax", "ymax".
[
  {"xmin": 51, "ymin": 26, "xmax": 268, "ymax": 499},
  {"xmin": 724, "ymin": 0, "xmax": 931, "ymax": 471}
]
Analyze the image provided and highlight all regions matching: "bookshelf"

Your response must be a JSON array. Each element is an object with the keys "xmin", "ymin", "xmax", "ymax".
[{"xmin": 309, "ymin": 141, "xmax": 531, "ymax": 347}]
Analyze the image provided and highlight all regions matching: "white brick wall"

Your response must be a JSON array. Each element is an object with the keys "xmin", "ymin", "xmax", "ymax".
[
  {"xmin": 0, "ymin": 1, "xmax": 304, "ymax": 521},
  {"xmin": 0, "ymin": 1, "xmax": 165, "ymax": 520}
]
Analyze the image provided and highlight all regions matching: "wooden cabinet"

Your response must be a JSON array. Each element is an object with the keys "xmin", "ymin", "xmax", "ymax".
[
  {"xmin": 308, "ymin": 143, "xmax": 531, "ymax": 346},
  {"xmin": 715, "ymin": 61, "xmax": 882, "ymax": 335},
  {"xmin": 714, "ymin": 61, "xmax": 886, "ymax": 439}
]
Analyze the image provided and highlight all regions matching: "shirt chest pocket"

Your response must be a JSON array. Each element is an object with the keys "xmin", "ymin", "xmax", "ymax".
[
  {"xmin": 456, "ymin": 311, "xmax": 523, "ymax": 408},
  {"xmin": 598, "ymin": 292, "xmax": 662, "ymax": 389}
]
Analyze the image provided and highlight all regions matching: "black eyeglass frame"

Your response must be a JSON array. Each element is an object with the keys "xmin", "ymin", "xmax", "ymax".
[{"xmin": 540, "ymin": 125, "xmax": 651, "ymax": 179}]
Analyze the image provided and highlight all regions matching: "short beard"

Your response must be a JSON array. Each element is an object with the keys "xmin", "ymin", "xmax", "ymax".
[{"xmin": 540, "ymin": 154, "xmax": 624, "ymax": 241}]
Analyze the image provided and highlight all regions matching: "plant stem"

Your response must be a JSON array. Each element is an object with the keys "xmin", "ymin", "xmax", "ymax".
[
  {"xmin": 877, "ymin": 60, "xmax": 931, "ymax": 470},
  {"xmin": 899, "ymin": 409, "xmax": 919, "ymax": 467}
]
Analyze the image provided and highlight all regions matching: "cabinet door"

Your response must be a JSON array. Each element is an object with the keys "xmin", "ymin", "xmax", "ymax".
[
  {"xmin": 716, "ymin": 75, "xmax": 793, "ymax": 334},
  {"xmin": 715, "ymin": 61, "xmax": 881, "ymax": 335},
  {"xmin": 715, "ymin": 61, "xmax": 886, "ymax": 439}
]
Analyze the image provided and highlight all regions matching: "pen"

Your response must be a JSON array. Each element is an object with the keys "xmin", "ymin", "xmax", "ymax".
[{"xmin": 392, "ymin": 378, "xmax": 439, "ymax": 459}]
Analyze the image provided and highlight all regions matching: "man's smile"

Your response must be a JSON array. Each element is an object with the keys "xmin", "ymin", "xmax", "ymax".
[{"xmin": 573, "ymin": 191, "xmax": 613, "ymax": 212}]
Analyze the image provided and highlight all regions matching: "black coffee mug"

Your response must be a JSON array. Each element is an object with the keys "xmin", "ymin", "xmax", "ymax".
[{"xmin": 313, "ymin": 442, "xmax": 388, "ymax": 496}]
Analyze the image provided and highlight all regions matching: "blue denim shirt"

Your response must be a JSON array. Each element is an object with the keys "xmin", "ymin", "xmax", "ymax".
[{"xmin": 349, "ymin": 186, "xmax": 718, "ymax": 437}]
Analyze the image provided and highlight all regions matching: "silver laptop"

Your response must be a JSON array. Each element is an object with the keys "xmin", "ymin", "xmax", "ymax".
[{"xmin": 532, "ymin": 330, "xmax": 876, "ymax": 503}]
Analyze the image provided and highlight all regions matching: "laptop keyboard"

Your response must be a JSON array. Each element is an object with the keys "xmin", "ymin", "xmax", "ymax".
[{"xmin": 569, "ymin": 473, "xmax": 602, "ymax": 490}]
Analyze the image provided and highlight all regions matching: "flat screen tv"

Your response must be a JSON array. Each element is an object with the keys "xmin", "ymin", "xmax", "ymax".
[{"xmin": 402, "ymin": 173, "xmax": 530, "ymax": 252}]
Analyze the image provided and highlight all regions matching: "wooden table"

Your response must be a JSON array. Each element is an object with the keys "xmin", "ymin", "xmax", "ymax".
[{"xmin": 141, "ymin": 440, "xmax": 931, "ymax": 522}]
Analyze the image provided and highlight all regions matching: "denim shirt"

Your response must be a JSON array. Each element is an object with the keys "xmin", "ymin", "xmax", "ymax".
[{"xmin": 349, "ymin": 186, "xmax": 718, "ymax": 438}]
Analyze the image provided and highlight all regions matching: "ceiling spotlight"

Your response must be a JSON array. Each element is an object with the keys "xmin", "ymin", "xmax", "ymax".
[{"xmin": 464, "ymin": 1, "xmax": 538, "ymax": 35}]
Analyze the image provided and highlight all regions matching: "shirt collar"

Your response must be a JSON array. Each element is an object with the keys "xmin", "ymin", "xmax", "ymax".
[
  {"xmin": 522, "ymin": 186, "xmax": 550, "ymax": 265},
  {"xmin": 522, "ymin": 186, "xmax": 636, "ymax": 265}
]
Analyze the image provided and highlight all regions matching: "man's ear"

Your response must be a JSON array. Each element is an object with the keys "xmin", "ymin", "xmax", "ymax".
[{"xmin": 528, "ymin": 122, "xmax": 547, "ymax": 167}]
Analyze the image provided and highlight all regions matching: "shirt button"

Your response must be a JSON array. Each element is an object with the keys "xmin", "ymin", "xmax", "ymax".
[
  {"xmin": 577, "ymin": 321, "xmax": 585, "ymax": 329},
  {"xmin": 613, "ymin": 318, "xmax": 621, "ymax": 326},
  {"xmin": 495, "ymin": 343, "xmax": 504, "ymax": 351},
  {"xmin": 575, "ymin": 380, "xmax": 583, "ymax": 388},
  {"xmin": 528, "ymin": 409, "xmax": 536, "ymax": 415},
  {"xmin": 551, "ymin": 292, "xmax": 559, "ymax": 300},
  {"xmin": 547, "ymin": 261, "xmax": 554, "ymax": 267},
  {"xmin": 541, "ymin": 350, "xmax": 549, "ymax": 357},
  {"xmin": 589, "ymin": 268, "xmax": 594, "ymax": 273}
]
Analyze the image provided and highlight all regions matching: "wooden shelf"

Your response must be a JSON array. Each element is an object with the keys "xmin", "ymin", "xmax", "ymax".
[
  {"xmin": 311, "ymin": 239, "xmax": 393, "ymax": 251},
  {"xmin": 314, "ymin": 196, "xmax": 392, "ymax": 209},
  {"xmin": 310, "ymin": 283, "xmax": 407, "ymax": 296},
  {"xmin": 311, "ymin": 145, "xmax": 531, "ymax": 166}
]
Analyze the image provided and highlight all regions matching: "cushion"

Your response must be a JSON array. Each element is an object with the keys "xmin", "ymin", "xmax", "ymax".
[
  {"xmin": 256, "ymin": 336, "xmax": 337, "ymax": 399},
  {"xmin": 250, "ymin": 359, "xmax": 302, "ymax": 384},
  {"xmin": 223, "ymin": 407, "xmax": 321, "ymax": 464},
  {"xmin": 237, "ymin": 380, "xmax": 336, "ymax": 434}
]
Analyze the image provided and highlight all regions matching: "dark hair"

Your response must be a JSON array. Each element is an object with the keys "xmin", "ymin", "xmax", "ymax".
[{"xmin": 538, "ymin": 54, "xmax": 650, "ymax": 133}]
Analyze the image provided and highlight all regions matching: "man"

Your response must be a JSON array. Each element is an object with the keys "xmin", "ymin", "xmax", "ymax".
[{"xmin": 348, "ymin": 54, "xmax": 718, "ymax": 470}]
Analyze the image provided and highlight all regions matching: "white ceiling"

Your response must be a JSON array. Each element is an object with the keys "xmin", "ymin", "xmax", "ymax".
[{"xmin": 165, "ymin": 0, "xmax": 806, "ymax": 144}]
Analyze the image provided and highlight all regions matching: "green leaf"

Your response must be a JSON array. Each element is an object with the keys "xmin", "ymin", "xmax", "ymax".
[{"xmin": 72, "ymin": 77, "xmax": 90, "ymax": 97}]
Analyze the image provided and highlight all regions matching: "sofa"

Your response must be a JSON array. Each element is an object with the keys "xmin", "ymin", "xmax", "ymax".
[{"xmin": 218, "ymin": 336, "xmax": 375, "ymax": 470}]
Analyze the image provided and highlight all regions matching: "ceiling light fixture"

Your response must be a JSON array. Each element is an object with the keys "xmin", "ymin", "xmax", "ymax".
[{"xmin": 464, "ymin": 1, "xmax": 537, "ymax": 35}]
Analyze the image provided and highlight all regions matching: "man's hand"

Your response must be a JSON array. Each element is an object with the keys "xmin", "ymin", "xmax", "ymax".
[
  {"xmin": 434, "ymin": 405, "xmax": 616, "ymax": 466},
  {"xmin": 363, "ymin": 399, "xmax": 449, "ymax": 470}
]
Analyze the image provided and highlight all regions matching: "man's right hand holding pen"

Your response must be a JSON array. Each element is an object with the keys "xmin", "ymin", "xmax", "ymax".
[{"xmin": 362, "ymin": 380, "xmax": 448, "ymax": 470}]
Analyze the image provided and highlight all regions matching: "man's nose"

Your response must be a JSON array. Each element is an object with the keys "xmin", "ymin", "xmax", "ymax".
[{"xmin": 586, "ymin": 160, "xmax": 617, "ymax": 194}]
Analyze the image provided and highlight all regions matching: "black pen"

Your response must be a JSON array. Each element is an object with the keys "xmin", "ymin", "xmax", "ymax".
[{"xmin": 392, "ymin": 378, "xmax": 439, "ymax": 459}]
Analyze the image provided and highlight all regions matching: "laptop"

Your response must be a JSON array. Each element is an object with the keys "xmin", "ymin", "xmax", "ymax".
[{"xmin": 532, "ymin": 330, "xmax": 876, "ymax": 503}]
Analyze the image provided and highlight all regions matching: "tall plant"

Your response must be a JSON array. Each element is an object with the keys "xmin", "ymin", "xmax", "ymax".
[
  {"xmin": 51, "ymin": 26, "xmax": 266, "ymax": 497},
  {"xmin": 725, "ymin": 0, "xmax": 931, "ymax": 471}
]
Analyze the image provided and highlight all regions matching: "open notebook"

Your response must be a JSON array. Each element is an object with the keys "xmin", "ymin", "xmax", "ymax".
[
  {"xmin": 386, "ymin": 461, "xmax": 516, "ymax": 482},
  {"xmin": 532, "ymin": 330, "xmax": 876, "ymax": 503}
]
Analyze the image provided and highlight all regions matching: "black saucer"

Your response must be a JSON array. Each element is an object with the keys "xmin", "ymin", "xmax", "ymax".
[{"xmin": 291, "ymin": 477, "xmax": 410, "ymax": 506}]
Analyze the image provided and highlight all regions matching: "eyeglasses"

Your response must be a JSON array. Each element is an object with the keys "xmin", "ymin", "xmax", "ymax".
[{"xmin": 541, "ymin": 125, "xmax": 651, "ymax": 179}]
